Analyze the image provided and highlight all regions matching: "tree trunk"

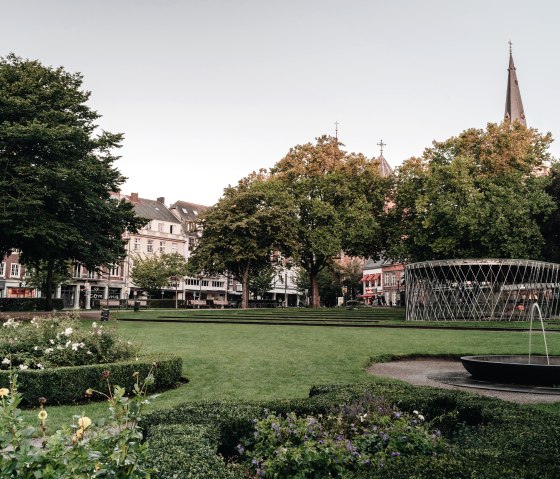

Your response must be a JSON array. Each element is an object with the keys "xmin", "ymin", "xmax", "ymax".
[
  {"xmin": 241, "ymin": 265, "xmax": 250, "ymax": 309},
  {"xmin": 310, "ymin": 272, "xmax": 321, "ymax": 308},
  {"xmin": 45, "ymin": 259, "xmax": 54, "ymax": 311}
]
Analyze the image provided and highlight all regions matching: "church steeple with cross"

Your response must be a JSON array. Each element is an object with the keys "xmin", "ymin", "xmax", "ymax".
[
  {"xmin": 375, "ymin": 139, "xmax": 393, "ymax": 177},
  {"xmin": 504, "ymin": 41, "xmax": 526, "ymax": 126}
]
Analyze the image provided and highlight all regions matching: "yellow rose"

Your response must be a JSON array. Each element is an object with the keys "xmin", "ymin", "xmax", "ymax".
[
  {"xmin": 78, "ymin": 416, "xmax": 92, "ymax": 430},
  {"xmin": 0, "ymin": 388, "xmax": 9, "ymax": 397},
  {"xmin": 38, "ymin": 410, "xmax": 48, "ymax": 421}
]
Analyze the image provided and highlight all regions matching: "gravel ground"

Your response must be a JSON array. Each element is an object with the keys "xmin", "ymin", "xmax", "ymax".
[{"xmin": 367, "ymin": 358, "xmax": 560, "ymax": 404}]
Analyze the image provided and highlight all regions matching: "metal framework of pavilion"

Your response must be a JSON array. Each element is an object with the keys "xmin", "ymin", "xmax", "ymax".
[{"xmin": 405, "ymin": 259, "xmax": 560, "ymax": 321}]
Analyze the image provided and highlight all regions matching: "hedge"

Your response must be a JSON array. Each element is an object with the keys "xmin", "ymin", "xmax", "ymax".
[
  {"xmin": 0, "ymin": 354, "xmax": 183, "ymax": 406},
  {"xmin": 0, "ymin": 298, "xmax": 64, "ymax": 312},
  {"xmin": 142, "ymin": 381, "xmax": 560, "ymax": 479},
  {"xmin": 146, "ymin": 424, "xmax": 241, "ymax": 479}
]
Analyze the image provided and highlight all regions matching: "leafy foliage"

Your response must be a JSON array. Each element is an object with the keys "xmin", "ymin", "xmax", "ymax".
[
  {"xmin": 387, "ymin": 122, "xmax": 556, "ymax": 261},
  {"xmin": 0, "ymin": 54, "xmax": 146, "ymax": 309},
  {"xmin": 189, "ymin": 172, "xmax": 297, "ymax": 308},
  {"xmin": 0, "ymin": 314, "xmax": 136, "ymax": 370},
  {"xmin": 238, "ymin": 398, "xmax": 444, "ymax": 478},
  {"xmin": 131, "ymin": 253, "xmax": 189, "ymax": 298},
  {"xmin": 0, "ymin": 371, "xmax": 155, "ymax": 478},
  {"xmin": 271, "ymin": 135, "xmax": 388, "ymax": 307}
]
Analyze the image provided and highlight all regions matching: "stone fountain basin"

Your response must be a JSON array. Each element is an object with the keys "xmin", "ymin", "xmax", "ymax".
[{"xmin": 461, "ymin": 355, "xmax": 560, "ymax": 387}]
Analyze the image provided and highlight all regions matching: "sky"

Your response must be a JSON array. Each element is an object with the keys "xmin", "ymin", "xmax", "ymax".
[{"xmin": 2, "ymin": 0, "xmax": 560, "ymax": 206}]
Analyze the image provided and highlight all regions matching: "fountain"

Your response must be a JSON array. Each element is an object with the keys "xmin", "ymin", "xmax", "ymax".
[{"xmin": 461, "ymin": 304, "xmax": 560, "ymax": 387}]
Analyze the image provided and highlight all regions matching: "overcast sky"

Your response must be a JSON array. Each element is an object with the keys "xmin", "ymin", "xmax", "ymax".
[{"xmin": 2, "ymin": 0, "xmax": 559, "ymax": 206}]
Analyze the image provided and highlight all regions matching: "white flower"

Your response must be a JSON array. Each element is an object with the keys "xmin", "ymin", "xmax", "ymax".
[
  {"xmin": 33, "ymin": 346, "xmax": 39, "ymax": 351},
  {"xmin": 86, "ymin": 351, "xmax": 93, "ymax": 355},
  {"xmin": 36, "ymin": 364, "xmax": 44, "ymax": 370},
  {"xmin": 71, "ymin": 343, "xmax": 79, "ymax": 351},
  {"xmin": 56, "ymin": 345, "xmax": 64, "ymax": 350},
  {"xmin": 413, "ymin": 410, "xmax": 419, "ymax": 415},
  {"xmin": 92, "ymin": 322, "xmax": 97, "ymax": 328},
  {"xmin": 45, "ymin": 348, "xmax": 53, "ymax": 354},
  {"xmin": 49, "ymin": 339, "xmax": 55, "ymax": 345},
  {"xmin": 2, "ymin": 358, "xmax": 10, "ymax": 365},
  {"xmin": 18, "ymin": 364, "xmax": 28, "ymax": 370},
  {"xmin": 65, "ymin": 341, "xmax": 71, "ymax": 348},
  {"xmin": 2, "ymin": 318, "xmax": 19, "ymax": 328},
  {"xmin": 418, "ymin": 414, "xmax": 425, "ymax": 421},
  {"xmin": 64, "ymin": 327, "xmax": 73, "ymax": 337}
]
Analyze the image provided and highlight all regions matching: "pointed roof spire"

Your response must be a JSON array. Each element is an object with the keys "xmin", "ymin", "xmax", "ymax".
[
  {"xmin": 504, "ymin": 41, "xmax": 526, "ymax": 126},
  {"xmin": 375, "ymin": 139, "xmax": 393, "ymax": 177}
]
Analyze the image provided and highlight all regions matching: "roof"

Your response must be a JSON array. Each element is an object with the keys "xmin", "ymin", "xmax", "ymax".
[
  {"xmin": 170, "ymin": 200, "xmax": 209, "ymax": 222},
  {"xmin": 376, "ymin": 154, "xmax": 393, "ymax": 177},
  {"xmin": 130, "ymin": 197, "xmax": 181, "ymax": 223},
  {"xmin": 504, "ymin": 46, "xmax": 526, "ymax": 125}
]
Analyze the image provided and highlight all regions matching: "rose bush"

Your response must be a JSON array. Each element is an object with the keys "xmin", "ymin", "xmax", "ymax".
[{"xmin": 0, "ymin": 314, "xmax": 137, "ymax": 370}]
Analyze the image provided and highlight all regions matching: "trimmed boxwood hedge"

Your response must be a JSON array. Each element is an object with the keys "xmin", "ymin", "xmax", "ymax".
[
  {"xmin": 0, "ymin": 298, "xmax": 64, "ymax": 312},
  {"xmin": 143, "ymin": 381, "xmax": 560, "ymax": 479},
  {"xmin": 0, "ymin": 354, "xmax": 183, "ymax": 406}
]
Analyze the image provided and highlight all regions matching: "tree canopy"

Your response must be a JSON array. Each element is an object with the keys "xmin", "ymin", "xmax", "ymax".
[
  {"xmin": 188, "ymin": 172, "xmax": 297, "ymax": 309},
  {"xmin": 0, "ymin": 54, "xmax": 145, "ymax": 309},
  {"xmin": 386, "ymin": 122, "xmax": 556, "ymax": 262},
  {"xmin": 130, "ymin": 253, "xmax": 189, "ymax": 300},
  {"xmin": 270, "ymin": 135, "xmax": 388, "ymax": 307}
]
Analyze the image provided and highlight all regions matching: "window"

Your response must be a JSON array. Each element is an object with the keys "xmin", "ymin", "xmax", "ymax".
[
  {"xmin": 171, "ymin": 242, "xmax": 177, "ymax": 253},
  {"xmin": 0, "ymin": 262, "xmax": 5, "ymax": 277},
  {"xmin": 391, "ymin": 272, "xmax": 397, "ymax": 286},
  {"xmin": 110, "ymin": 264, "xmax": 120, "ymax": 276},
  {"xmin": 10, "ymin": 263, "xmax": 21, "ymax": 278},
  {"xmin": 147, "ymin": 240, "xmax": 153, "ymax": 253},
  {"xmin": 73, "ymin": 263, "xmax": 82, "ymax": 278},
  {"xmin": 134, "ymin": 238, "xmax": 141, "ymax": 251},
  {"xmin": 158, "ymin": 223, "xmax": 164, "ymax": 232},
  {"xmin": 212, "ymin": 281, "xmax": 225, "ymax": 288},
  {"xmin": 186, "ymin": 278, "xmax": 200, "ymax": 286},
  {"xmin": 384, "ymin": 273, "xmax": 390, "ymax": 286},
  {"xmin": 159, "ymin": 241, "xmax": 165, "ymax": 253},
  {"xmin": 188, "ymin": 237, "xmax": 196, "ymax": 251},
  {"xmin": 201, "ymin": 280, "xmax": 209, "ymax": 287}
]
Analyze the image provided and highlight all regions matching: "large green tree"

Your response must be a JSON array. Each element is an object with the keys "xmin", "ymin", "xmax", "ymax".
[
  {"xmin": 189, "ymin": 172, "xmax": 296, "ymax": 309},
  {"xmin": 0, "ymin": 54, "xmax": 145, "ymax": 309},
  {"xmin": 271, "ymin": 135, "xmax": 388, "ymax": 307},
  {"xmin": 386, "ymin": 122, "xmax": 556, "ymax": 262},
  {"xmin": 131, "ymin": 253, "xmax": 188, "ymax": 301},
  {"xmin": 541, "ymin": 162, "xmax": 560, "ymax": 263}
]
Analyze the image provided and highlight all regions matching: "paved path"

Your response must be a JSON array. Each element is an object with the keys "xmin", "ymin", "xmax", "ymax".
[{"xmin": 368, "ymin": 358, "xmax": 560, "ymax": 404}]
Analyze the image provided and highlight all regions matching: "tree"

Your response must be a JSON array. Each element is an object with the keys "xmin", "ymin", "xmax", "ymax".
[
  {"xmin": 333, "ymin": 256, "xmax": 365, "ymax": 302},
  {"xmin": 130, "ymin": 255, "xmax": 170, "ymax": 298},
  {"xmin": 248, "ymin": 264, "xmax": 276, "ymax": 300},
  {"xmin": 189, "ymin": 172, "xmax": 296, "ymax": 309},
  {"xmin": 161, "ymin": 253, "xmax": 190, "ymax": 308},
  {"xmin": 270, "ymin": 135, "xmax": 388, "ymax": 307},
  {"xmin": 0, "ymin": 54, "xmax": 145, "ymax": 309},
  {"xmin": 386, "ymin": 122, "xmax": 556, "ymax": 262},
  {"xmin": 541, "ymin": 162, "xmax": 560, "ymax": 263}
]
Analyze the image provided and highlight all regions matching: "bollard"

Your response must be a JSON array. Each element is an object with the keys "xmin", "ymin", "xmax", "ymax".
[{"xmin": 100, "ymin": 308, "xmax": 110, "ymax": 321}]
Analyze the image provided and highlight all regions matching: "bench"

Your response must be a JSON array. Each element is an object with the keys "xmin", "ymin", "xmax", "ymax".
[
  {"xmin": 212, "ymin": 300, "xmax": 230, "ymax": 309},
  {"xmin": 190, "ymin": 300, "xmax": 209, "ymax": 308}
]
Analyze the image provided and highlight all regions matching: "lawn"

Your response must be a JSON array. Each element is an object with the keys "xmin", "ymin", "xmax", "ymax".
[{"xmin": 31, "ymin": 314, "xmax": 560, "ymax": 432}]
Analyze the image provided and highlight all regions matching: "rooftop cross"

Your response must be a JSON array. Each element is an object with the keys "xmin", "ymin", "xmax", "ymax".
[{"xmin": 377, "ymin": 139, "xmax": 386, "ymax": 156}]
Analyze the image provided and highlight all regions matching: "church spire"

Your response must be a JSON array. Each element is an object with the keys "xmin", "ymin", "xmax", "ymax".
[{"xmin": 504, "ymin": 41, "xmax": 526, "ymax": 125}]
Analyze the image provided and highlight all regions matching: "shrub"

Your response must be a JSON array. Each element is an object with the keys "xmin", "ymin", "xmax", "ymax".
[
  {"xmin": 143, "ymin": 381, "xmax": 560, "ymax": 478},
  {"xmin": 146, "ymin": 424, "xmax": 241, "ymax": 479},
  {"xmin": 0, "ymin": 314, "xmax": 137, "ymax": 370},
  {"xmin": 0, "ymin": 370, "xmax": 155, "ymax": 478},
  {"xmin": 0, "ymin": 298, "xmax": 64, "ymax": 312},
  {"xmin": 0, "ymin": 354, "xmax": 183, "ymax": 406}
]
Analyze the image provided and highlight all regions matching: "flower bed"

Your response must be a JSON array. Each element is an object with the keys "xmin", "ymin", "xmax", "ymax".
[
  {"xmin": 1, "ymin": 314, "xmax": 136, "ymax": 370},
  {"xmin": 0, "ymin": 314, "xmax": 183, "ymax": 406}
]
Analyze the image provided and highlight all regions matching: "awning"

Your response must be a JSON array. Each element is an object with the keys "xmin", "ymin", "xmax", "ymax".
[
  {"xmin": 370, "ymin": 273, "xmax": 380, "ymax": 281},
  {"xmin": 359, "ymin": 275, "xmax": 370, "ymax": 283},
  {"xmin": 359, "ymin": 293, "xmax": 375, "ymax": 298}
]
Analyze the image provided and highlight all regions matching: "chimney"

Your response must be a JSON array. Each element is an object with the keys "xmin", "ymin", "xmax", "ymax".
[
  {"xmin": 130, "ymin": 192, "xmax": 139, "ymax": 202},
  {"xmin": 157, "ymin": 197, "xmax": 165, "ymax": 205}
]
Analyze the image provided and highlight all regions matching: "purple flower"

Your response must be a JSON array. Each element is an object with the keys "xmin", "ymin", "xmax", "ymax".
[
  {"xmin": 236, "ymin": 444, "xmax": 245, "ymax": 455},
  {"xmin": 391, "ymin": 451, "xmax": 401, "ymax": 457}
]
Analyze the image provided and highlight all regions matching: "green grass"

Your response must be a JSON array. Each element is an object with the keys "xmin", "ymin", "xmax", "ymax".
[{"xmin": 27, "ymin": 317, "xmax": 560, "ymax": 432}]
